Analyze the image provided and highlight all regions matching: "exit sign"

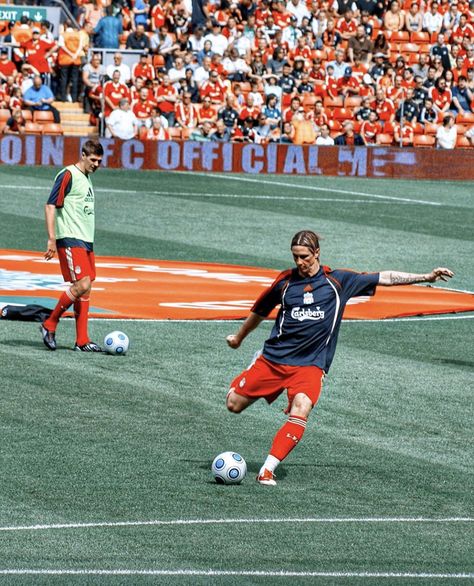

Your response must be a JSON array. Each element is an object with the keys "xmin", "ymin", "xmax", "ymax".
[{"xmin": 0, "ymin": 6, "xmax": 47, "ymax": 23}]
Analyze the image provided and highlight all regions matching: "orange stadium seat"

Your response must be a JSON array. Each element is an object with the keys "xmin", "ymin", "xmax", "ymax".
[
  {"xmin": 400, "ymin": 43, "xmax": 420, "ymax": 55},
  {"xmin": 153, "ymin": 55, "xmax": 165, "ymax": 68},
  {"xmin": 311, "ymin": 49, "xmax": 326, "ymax": 61},
  {"xmin": 33, "ymin": 110, "xmax": 55, "ymax": 124},
  {"xmin": 24, "ymin": 122, "xmax": 42, "ymax": 135},
  {"xmin": 424, "ymin": 123, "xmax": 438, "ymax": 135},
  {"xmin": 332, "ymin": 107, "xmax": 354, "ymax": 121},
  {"xmin": 181, "ymin": 128, "xmax": 192, "ymax": 139},
  {"xmin": 344, "ymin": 96, "xmax": 362, "ymax": 109},
  {"xmin": 21, "ymin": 110, "xmax": 33, "ymax": 121},
  {"xmin": 410, "ymin": 31, "xmax": 430, "ymax": 44},
  {"xmin": 327, "ymin": 119, "xmax": 342, "ymax": 131},
  {"xmin": 303, "ymin": 95, "xmax": 318, "ymax": 108},
  {"xmin": 456, "ymin": 136, "xmax": 472, "ymax": 147},
  {"xmin": 324, "ymin": 96, "xmax": 344, "ymax": 108},
  {"xmin": 0, "ymin": 108, "xmax": 10, "ymax": 121},
  {"xmin": 413, "ymin": 135, "xmax": 435, "ymax": 147},
  {"xmin": 138, "ymin": 126, "xmax": 148, "ymax": 140},
  {"xmin": 383, "ymin": 121, "xmax": 395, "ymax": 134},
  {"xmin": 167, "ymin": 127, "xmax": 182, "ymax": 139},
  {"xmin": 41, "ymin": 123, "xmax": 63, "ymax": 135},
  {"xmin": 376, "ymin": 133, "xmax": 394, "ymax": 145},
  {"xmin": 412, "ymin": 122, "xmax": 424, "ymax": 135},
  {"xmin": 388, "ymin": 31, "xmax": 409, "ymax": 43},
  {"xmin": 456, "ymin": 112, "xmax": 474, "ymax": 124}
]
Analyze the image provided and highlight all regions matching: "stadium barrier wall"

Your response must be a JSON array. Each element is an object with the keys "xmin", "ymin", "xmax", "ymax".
[{"xmin": 1, "ymin": 135, "xmax": 474, "ymax": 180}]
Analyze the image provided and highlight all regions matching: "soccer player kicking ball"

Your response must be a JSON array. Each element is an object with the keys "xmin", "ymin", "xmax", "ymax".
[
  {"xmin": 226, "ymin": 230, "xmax": 454, "ymax": 486},
  {"xmin": 40, "ymin": 140, "xmax": 104, "ymax": 352}
]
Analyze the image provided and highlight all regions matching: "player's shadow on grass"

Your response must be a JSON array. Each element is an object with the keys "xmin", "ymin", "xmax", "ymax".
[{"xmin": 433, "ymin": 358, "xmax": 474, "ymax": 368}]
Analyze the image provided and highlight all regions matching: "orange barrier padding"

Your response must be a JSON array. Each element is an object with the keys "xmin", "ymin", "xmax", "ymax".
[
  {"xmin": 1, "ymin": 135, "xmax": 474, "ymax": 180},
  {"xmin": 1, "ymin": 250, "xmax": 473, "ymax": 320}
]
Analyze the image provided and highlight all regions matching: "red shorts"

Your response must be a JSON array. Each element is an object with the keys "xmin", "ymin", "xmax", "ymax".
[
  {"xmin": 230, "ymin": 354, "xmax": 324, "ymax": 408},
  {"xmin": 58, "ymin": 247, "xmax": 96, "ymax": 283}
]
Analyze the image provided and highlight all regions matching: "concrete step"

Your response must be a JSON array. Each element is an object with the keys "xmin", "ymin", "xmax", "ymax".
[
  {"xmin": 61, "ymin": 119, "xmax": 92, "ymax": 127},
  {"xmin": 62, "ymin": 113, "xmax": 90, "ymax": 122},
  {"xmin": 53, "ymin": 101, "xmax": 83, "ymax": 110},
  {"xmin": 62, "ymin": 125, "xmax": 98, "ymax": 136}
]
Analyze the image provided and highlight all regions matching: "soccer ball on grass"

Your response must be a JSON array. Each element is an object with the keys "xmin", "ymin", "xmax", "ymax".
[
  {"xmin": 211, "ymin": 451, "xmax": 247, "ymax": 484},
  {"xmin": 103, "ymin": 331, "xmax": 130, "ymax": 355}
]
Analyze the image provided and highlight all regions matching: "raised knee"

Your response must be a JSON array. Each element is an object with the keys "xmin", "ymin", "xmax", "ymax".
[{"xmin": 226, "ymin": 392, "xmax": 244, "ymax": 413}]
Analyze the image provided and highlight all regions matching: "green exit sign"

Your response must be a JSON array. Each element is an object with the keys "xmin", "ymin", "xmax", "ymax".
[{"xmin": 0, "ymin": 6, "xmax": 47, "ymax": 23}]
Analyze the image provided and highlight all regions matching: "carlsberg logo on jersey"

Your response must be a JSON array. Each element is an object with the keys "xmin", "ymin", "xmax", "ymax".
[{"xmin": 291, "ymin": 306, "xmax": 325, "ymax": 321}]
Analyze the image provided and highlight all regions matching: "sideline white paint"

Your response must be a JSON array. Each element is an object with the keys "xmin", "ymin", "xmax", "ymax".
[
  {"xmin": 0, "ymin": 516, "xmax": 471, "ymax": 533},
  {"xmin": 87, "ymin": 315, "xmax": 474, "ymax": 323},
  {"xmin": 176, "ymin": 171, "xmax": 442, "ymax": 206},
  {"xmin": 0, "ymin": 184, "xmax": 424, "ymax": 204},
  {"xmin": 0, "ymin": 569, "xmax": 472, "ymax": 579}
]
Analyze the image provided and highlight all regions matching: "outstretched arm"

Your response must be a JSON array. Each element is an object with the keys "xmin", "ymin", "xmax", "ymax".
[
  {"xmin": 378, "ymin": 267, "xmax": 454, "ymax": 286},
  {"xmin": 226, "ymin": 312, "xmax": 265, "ymax": 349}
]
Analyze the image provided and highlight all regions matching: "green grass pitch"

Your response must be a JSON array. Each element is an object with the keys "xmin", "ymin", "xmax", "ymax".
[{"xmin": 0, "ymin": 166, "xmax": 473, "ymax": 585}]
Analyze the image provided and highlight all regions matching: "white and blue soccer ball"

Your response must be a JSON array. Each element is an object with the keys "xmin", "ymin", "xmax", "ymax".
[
  {"xmin": 211, "ymin": 451, "xmax": 247, "ymax": 485},
  {"xmin": 103, "ymin": 331, "xmax": 130, "ymax": 355}
]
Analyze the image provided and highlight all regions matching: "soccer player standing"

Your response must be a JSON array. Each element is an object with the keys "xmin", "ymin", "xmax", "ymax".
[
  {"xmin": 40, "ymin": 140, "xmax": 104, "ymax": 352},
  {"xmin": 226, "ymin": 230, "xmax": 454, "ymax": 485}
]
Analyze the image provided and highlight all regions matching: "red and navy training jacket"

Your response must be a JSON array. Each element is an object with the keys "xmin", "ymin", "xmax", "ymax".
[{"xmin": 252, "ymin": 266, "xmax": 379, "ymax": 372}]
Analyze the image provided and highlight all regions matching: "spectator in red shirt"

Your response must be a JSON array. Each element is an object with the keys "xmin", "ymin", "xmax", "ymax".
[
  {"xmin": 239, "ymin": 94, "xmax": 261, "ymax": 123},
  {"xmin": 337, "ymin": 66, "xmax": 360, "ymax": 97},
  {"xmin": 24, "ymin": 27, "xmax": 57, "ymax": 77},
  {"xmin": 374, "ymin": 88, "xmax": 396, "ymax": 123},
  {"xmin": 132, "ymin": 53, "xmax": 155, "ymax": 85},
  {"xmin": 394, "ymin": 116, "xmax": 414, "ymax": 146},
  {"xmin": 155, "ymin": 74, "xmax": 178, "ymax": 125},
  {"xmin": 360, "ymin": 110, "xmax": 382, "ymax": 145},
  {"xmin": 132, "ymin": 87, "xmax": 155, "ymax": 128},
  {"xmin": 199, "ymin": 96, "xmax": 218, "ymax": 124},
  {"xmin": 200, "ymin": 70, "xmax": 227, "ymax": 104},
  {"xmin": 0, "ymin": 48, "xmax": 18, "ymax": 82},
  {"xmin": 336, "ymin": 10, "xmax": 358, "ymax": 40},
  {"xmin": 429, "ymin": 76, "xmax": 452, "ymax": 115},
  {"xmin": 175, "ymin": 92, "xmax": 199, "ymax": 128},
  {"xmin": 103, "ymin": 69, "xmax": 130, "ymax": 117}
]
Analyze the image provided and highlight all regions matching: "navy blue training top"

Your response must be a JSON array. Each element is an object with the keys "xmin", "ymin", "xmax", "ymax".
[{"xmin": 252, "ymin": 266, "xmax": 379, "ymax": 372}]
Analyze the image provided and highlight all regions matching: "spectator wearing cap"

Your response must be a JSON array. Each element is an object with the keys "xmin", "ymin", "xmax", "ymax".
[
  {"xmin": 94, "ymin": 6, "xmax": 123, "ymax": 49},
  {"xmin": 348, "ymin": 24, "xmax": 373, "ymax": 63},
  {"xmin": 23, "ymin": 75, "xmax": 61, "ymax": 122},
  {"xmin": 334, "ymin": 120, "xmax": 365, "ymax": 145},
  {"xmin": 0, "ymin": 48, "xmax": 18, "ymax": 82},
  {"xmin": 282, "ymin": 15, "xmax": 302, "ymax": 49},
  {"xmin": 126, "ymin": 24, "xmax": 151, "ymax": 51},
  {"xmin": 106, "ymin": 53, "xmax": 131, "ymax": 85},
  {"xmin": 337, "ymin": 66, "xmax": 360, "ymax": 96},
  {"xmin": 204, "ymin": 21, "xmax": 229, "ymax": 56},
  {"xmin": 57, "ymin": 21, "xmax": 83, "ymax": 102},
  {"xmin": 24, "ymin": 27, "xmax": 57, "ymax": 80},
  {"xmin": 422, "ymin": 1, "xmax": 443, "ymax": 34},
  {"xmin": 131, "ymin": 54, "xmax": 155, "ymax": 85},
  {"xmin": 326, "ymin": 49, "xmax": 348, "ymax": 80}
]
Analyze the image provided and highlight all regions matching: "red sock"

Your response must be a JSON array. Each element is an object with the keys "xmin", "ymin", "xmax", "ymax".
[
  {"xmin": 269, "ymin": 415, "xmax": 307, "ymax": 462},
  {"xmin": 43, "ymin": 288, "xmax": 76, "ymax": 332},
  {"xmin": 74, "ymin": 295, "xmax": 90, "ymax": 346}
]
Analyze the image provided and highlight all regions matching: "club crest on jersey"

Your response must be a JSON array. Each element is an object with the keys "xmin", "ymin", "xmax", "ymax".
[
  {"xmin": 291, "ymin": 306, "xmax": 325, "ymax": 321},
  {"xmin": 303, "ymin": 291, "xmax": 314, "ymax": 305}
]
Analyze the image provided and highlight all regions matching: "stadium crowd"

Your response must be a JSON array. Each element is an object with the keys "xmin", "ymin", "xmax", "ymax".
[{"xmin": 1, "ymin": 0, "xmax": 474, "ymax": 147}]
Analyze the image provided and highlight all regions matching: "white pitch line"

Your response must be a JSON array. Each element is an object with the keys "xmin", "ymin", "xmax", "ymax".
[
  {"xmin": 0, "ymin": 516, "xmax": 471, "ymax": 533},
  {"xmin": 176, "ymin": 171, "xmax": 442, "ymax": 206},
  {"xmin": 0, "ymin": 184, "xmax": 419, "ymax": 204},
  {"xmin": 0, "ymin": 570, "xmax": 472, "ymax": 579}
]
